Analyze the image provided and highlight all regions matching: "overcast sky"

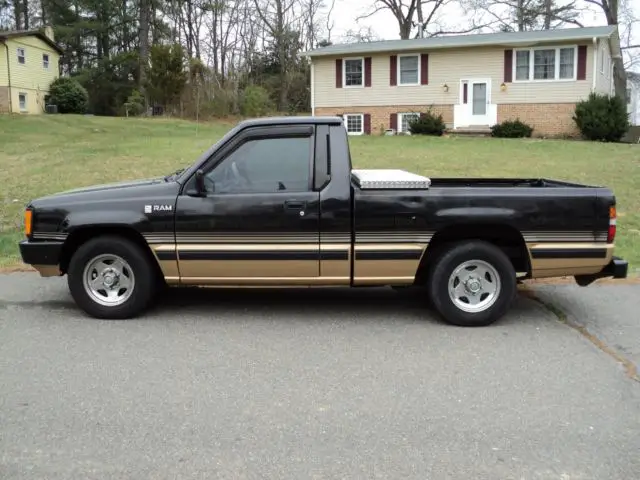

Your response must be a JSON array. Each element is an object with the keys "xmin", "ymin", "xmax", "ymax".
[{"xmin": 324, "ymin": 0, "xmax": 631, "ymax": 42}]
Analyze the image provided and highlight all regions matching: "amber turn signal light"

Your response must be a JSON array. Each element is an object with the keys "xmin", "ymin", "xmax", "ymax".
[
  {"xmin": 24, "ymin": 209, "xmax": 33, "ymax": 236},
  {"xmin": 607, "ymin": 205, "xmax": 617, "ymax": 243}
]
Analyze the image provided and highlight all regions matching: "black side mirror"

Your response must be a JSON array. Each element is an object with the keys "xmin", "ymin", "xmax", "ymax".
[{"xmin": 195, "ymin": 169, "xmax": 206, "ymax": 195}]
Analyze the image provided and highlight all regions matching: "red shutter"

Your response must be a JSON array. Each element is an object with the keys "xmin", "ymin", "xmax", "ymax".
[
  {"xmin": 364, "ymin": 114, "xmax": 371, "ymax": 134},
  {"xmin": 577, "ymin": 45, "xmax": 587, "ymax": 80},
  {"xmin": 504, "ymin": 49, "xmax": 513, "ymax": 83},
  {"xmin": 390, "ymin": 55, "xmax": 397, "ymax": 86},
  {"xmin": 463, "ymin": 83, "xmax": 468, "ymax": 104},
  {"xmin": 390, "ymin": 113, "xmax": 398, "ymax": 131},
  {"xmin": 364, "ymin": 57, "xmax": 372, "ymax": 87},
  {"xmin": 335, "ymin": 58, "xmax": 342, "ymax": 88},
  {"xmin": 420, "ymin": 54, "xmax": 429, "ymax": 85}
]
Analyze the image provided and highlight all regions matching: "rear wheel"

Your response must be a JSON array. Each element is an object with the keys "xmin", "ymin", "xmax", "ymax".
[
  {"xmin": 427, "ymin": 241, "xmax": 516, "ymax": 327},
  {"xmin": 67, "ymin": 236, "xmax": 157, "ymax": 319}
]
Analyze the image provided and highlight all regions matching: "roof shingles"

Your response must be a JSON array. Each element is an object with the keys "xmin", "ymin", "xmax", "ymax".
[{"xmin": 303, "ymin": 25, "xmax": 616, "ymax": 58}]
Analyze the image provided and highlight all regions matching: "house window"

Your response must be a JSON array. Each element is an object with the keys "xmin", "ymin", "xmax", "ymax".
[
  {"xmin": 398, "ymin": 55, "xmax": 420, "ymax": 85},
  {"xmin": 514, "ymin": 46, "xmax": 576, "ymax": 81},
  {"xmin": 627, "ymin": 88, "xmax": 632, "ymax": 105},
  {"xmin": 19, "ymin": 93, "xmax": 27, "ymax": 111},
  {"xmin": 398, "ymin": 112, "xmax": 420, "ymax": 133},
  {"xmin": 515, "ymin": 51, "xmax": 530, "ymax": 80},
  {"xmin": 43, "ymin": 53, "xmax": 49, "ymax": 69},
  {"xmin": 533, "ymin": 49, "xmax": 555, "ymax": 79},
  {"xmin": 17, "ymin": 47, "xmax": 25, "ymax": 64},
  {"xmin": 558, "ymin": 48, "xmax": 575, "ymax": 79},
  {"xmin": 343, "ymin": 114, "xmax": 364, "ymax": 135},
  {"xmin": 344, "ymin": 58, "xmax": 364, "ymax": 87}
]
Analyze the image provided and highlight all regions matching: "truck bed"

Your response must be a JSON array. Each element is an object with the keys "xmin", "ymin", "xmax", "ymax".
[{"xmin": 350, "ymin": 169, "xmax": 598, "ymax": 190}]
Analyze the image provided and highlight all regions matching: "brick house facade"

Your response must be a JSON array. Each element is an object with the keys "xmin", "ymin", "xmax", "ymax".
[{"xmin": 304, "ymin": 26, "xmax": 621, "ymax": 137}]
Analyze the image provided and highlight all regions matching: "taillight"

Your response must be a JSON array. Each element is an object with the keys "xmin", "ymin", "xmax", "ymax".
[
  {"xmin": 607, "ymin": 205, "xmax": 616, "ymax": 243},
  {"xmin": 24, "ymin": 209, "xmax": 33, "ymax": 237}
]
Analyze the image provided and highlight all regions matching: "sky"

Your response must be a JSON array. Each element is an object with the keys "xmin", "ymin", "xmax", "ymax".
[
  {"xmin": 321, "ymin": 0, "xmax": 638, "ymax": 70},
  {"xmin": 323, "ymin": 0, "xmax": 634, "ymax": 42}
]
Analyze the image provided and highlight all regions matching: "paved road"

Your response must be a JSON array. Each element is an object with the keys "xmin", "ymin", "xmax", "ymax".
[{"xmin": 1, "ymin": 273, "xmax": 639, "ymax": 480}]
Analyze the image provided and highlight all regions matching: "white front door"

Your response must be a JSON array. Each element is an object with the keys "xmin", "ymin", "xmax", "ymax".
[{"xmin": 468, "ymin": 79, "xmax": 491, "ymax": 125}]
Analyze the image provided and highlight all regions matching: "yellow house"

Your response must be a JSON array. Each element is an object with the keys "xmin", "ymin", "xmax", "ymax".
[{"xmin": 0, "ymin": 26, "xmax": 63, "ymax": 114}]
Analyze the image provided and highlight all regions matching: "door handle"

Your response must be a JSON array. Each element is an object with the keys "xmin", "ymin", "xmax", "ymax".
[
  {"xmin": 284, "ymin": 200, "xmax": 307, "ymax": 216},
  {"xmin": 284, "ymin": 200, "xmax": 306, "ymax": 210}
]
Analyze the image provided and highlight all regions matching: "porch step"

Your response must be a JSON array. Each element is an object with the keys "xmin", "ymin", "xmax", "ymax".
[{"xmin": 446, "ymin": 125, "xmax": 493, "ymax": 137}]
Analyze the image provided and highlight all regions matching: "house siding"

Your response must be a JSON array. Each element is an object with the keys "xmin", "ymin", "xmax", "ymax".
[
  {"xmin": 313, "ymin": 42, "xmax": 595, "ymax": 109},
  {"xmin": 3, "ymin": 36, "xmax": 59, "ymax": 113},
  {"xmin": 0, "ymin": 86, "xmax": 9, "ymax": 113},
  {"xmin": 0, "ymin": 43, "xmax": 9, "ymax": 86},
  {"xmin": 594, "ymin": 38, "xmax": 612, "ymax": 95}
]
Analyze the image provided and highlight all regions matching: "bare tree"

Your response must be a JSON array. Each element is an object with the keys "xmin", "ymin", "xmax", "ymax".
[
  {"xmin": 357, "ymin": 0, "xmax": 419, "ymax": 39},
  {"xmin": 252, "ymin": 0, "xmax": 299, "ymax": 109},
  {"xmin": 458, "ymin": 0, "xmax": 583, "ymax": 32},
  {"xmin": 582, "ymin": 0, "xmax": 634, "ymax": 97}
]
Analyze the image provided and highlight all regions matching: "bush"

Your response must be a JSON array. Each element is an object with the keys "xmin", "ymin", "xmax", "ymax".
[
  {"xmin": 123, "ymin": 89, "xmax": 146, "ymax": 116},
  {"xmin": 408, "ymin": 109, "xmax": 446, "ymax": 136},
  {"xmin": 49, "ymin": 77, "xmax": 89, "ymax": 114},
  {"xmin": 490, "ymin": 119, "xmax": 534, "ymax": 138},
  {"xmin": 573, "ymin": 93, "xmax": 630, "ymax": 142},
  {"xmin": 240, "ymin": 85, "xmax": 275, "ymax": 117}
]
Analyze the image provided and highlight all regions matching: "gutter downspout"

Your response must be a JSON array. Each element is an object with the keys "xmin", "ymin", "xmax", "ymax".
[
  {"xmin": 591, "ymin": 36, "xmax": 597, "ymax": 92},
  {"xmin": 3, "ymin": 41, "xmax": 13, "ymax": 113},
  {"xmin": 310, "ymin": 59, "xmax": 315, "ymax": 116}
]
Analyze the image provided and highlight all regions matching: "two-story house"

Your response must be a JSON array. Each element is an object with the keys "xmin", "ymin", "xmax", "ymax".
[
  {"xmin": 304, "ymin": 25, "xmax": 621, "ymax": 137},
  {"xmin": 0, "ymin": 26, "xmax": 63, "ymax": 114}
]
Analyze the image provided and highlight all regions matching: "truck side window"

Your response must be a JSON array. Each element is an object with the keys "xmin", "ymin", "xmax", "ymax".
[{"xmin": 206, "ymin": 136, "xmax": 311, "ymax": 194}]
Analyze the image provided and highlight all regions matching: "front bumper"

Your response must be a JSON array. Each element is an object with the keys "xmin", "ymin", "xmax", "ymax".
[
  {"xmin": 575, "ymin": 256, "xmax": 628, "ymax": 286},
  {"xmin": 19, "ymin": 240, "xmax": 64, "ymax": 277}
]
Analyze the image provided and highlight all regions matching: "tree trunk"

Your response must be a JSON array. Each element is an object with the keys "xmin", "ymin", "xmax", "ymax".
[
  {"xmin": 139, "ymin": 0, "xmax": 150, "ymax": 86},
  {"xmin": 22, "ymin": 0, "xmax": 28, "ymax": 29},
  {"xmin": 13, "ymin": 0, "xmax": 22, "ymax": 29},
  {"xmin": 543, "ymin": 0, "xmax": 552, "ymax": 29}
]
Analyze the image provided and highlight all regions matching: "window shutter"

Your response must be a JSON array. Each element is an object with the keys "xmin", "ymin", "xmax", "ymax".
[
  {"xmin": 365, "ymin": 57, "xmax": 372, "ymax": 87},
  {"xmin": 390, "ymin": 113, "xmax": 398, "ymax": 131},
  {"xmin": 364, "ymin": 114, "xmax": 371, "ymax": 134},
  {"xmin": 390, "ymin": 55, "xmax": 398, "ymax": 86},
  {"xmin": 463, "ymin": 83, "xmax": 468, "ymax": 104},
  {"xmin": 577, "ymin": 45, "xmax": 587, "ymax": 80},
  {"xmin": 335, "ymin": 58, "xmax": 342, "ymax": 88},
  {"xmin": 504, "ymin": 49, "xmax": 513, "ymax": 83},
  {"xmin": 420, "ymin": 54, "xmax": 429, "ymax": 85}
]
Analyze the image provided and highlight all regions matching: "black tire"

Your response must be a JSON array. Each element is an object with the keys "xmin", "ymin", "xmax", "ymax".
[
  {"xmin": 67, "ymin": 235, "xmax": 157, "ymax": 319},
  {"xmin": 427, "ymin": 240, "xmax": 517, "ymax": 327}
]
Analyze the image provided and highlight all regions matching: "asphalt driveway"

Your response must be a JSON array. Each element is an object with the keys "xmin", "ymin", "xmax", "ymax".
[{"xmin": 1, "ymin": 273, "xmax": 639, "ymax": 479}]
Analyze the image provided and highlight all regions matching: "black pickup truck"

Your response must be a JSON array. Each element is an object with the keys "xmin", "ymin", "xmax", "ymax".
[{"xmin": 19, "ymin": 116, "xmax": 627, "ymax": 326}]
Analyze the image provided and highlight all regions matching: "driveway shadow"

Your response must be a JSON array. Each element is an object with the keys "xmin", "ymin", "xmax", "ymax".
[{"xmin": 146, "ymin": 285, "xmax": 545, "ymax": 327}]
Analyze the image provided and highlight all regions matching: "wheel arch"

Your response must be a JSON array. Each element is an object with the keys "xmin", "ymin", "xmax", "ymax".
[
  {"xmin": 414, "ymin": 223, "xmax": 530, "ymax": 285},
  {"xmin": 59, "ymin": 226, "xmax": 165, "ymax": 282}
]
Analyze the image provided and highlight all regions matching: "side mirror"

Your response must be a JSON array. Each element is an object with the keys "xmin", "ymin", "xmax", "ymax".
[{"xmin": 195, "ymin": 169, "xmax": 206, "ymax": 195}]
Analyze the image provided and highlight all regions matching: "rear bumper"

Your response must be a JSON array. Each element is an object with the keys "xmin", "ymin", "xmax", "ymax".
[
  {"xmin": 575, "ymin": 256, "xmax": 628, "ymax": 286},
  {"xmin": 19, "ymin": 240, "xmax": 64, "ymax": 277}
]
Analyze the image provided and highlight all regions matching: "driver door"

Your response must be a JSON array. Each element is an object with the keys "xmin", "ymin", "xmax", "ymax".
[{"xmin": 174, "ymin": 125, "xmax": 320, "ymax": 284}]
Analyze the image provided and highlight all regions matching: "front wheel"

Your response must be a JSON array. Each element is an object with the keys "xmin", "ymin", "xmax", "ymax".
[
  {"xmin": 427, "ymin": 241, "xmax": 517, "ymax": 327},
  {"xmin": 67, "ymin": 236, "xmax": 157, "ymax": 319}
]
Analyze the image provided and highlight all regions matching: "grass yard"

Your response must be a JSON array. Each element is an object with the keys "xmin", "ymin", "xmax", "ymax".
[{"xmin": 1, "ymin": 114, "xmax": 639, "ymax": 273}]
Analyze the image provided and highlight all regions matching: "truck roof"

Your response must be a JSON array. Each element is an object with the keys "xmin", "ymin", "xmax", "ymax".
[{"xmin": 236, "ymin": 116, "xmax": 344, "ymax": 128}]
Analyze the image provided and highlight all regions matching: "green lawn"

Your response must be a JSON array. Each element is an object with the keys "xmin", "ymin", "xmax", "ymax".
[{"xmin": 1, "ymin": 114, "xmax": 639, "ymax": 273}]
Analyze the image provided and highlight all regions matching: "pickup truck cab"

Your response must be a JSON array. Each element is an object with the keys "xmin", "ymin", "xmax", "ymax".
[{"xmin": 19, "ymin": 116, "xmax": 628, "ymax": 326}]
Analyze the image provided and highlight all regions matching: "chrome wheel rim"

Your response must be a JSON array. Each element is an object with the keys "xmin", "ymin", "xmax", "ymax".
[
  {"xmin": 447, "ymin": 260, "xmax": 501, "ymax": 313},
  {"xmin": 82, "ymin": 254, "xmax": 135, "ymax": 307}
]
